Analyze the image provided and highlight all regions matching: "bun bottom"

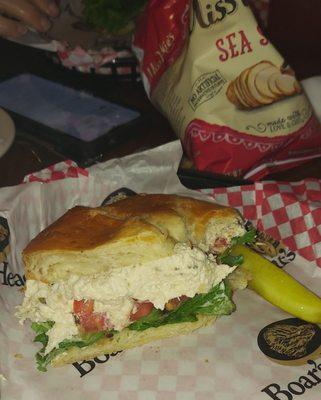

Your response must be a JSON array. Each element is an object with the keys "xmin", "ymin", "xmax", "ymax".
[{"xmin": 52, "ymin": 315, "xmax": 216, "ymax": 367}]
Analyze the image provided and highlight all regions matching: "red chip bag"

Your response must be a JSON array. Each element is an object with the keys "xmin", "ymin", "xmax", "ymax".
[{"xmin": 133, "ymin": 0, "xmax": 321, "ymax": 180}]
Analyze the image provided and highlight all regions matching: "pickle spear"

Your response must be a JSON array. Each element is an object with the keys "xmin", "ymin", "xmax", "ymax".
[{"xmin": 231, "ymin": 244, "xmax": 321, "ymax": 324}]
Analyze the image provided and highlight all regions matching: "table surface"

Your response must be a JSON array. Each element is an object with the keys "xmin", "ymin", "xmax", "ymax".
[{"xmin": 0, "ymin": 36, "xmax": 321, "ymax": 189}]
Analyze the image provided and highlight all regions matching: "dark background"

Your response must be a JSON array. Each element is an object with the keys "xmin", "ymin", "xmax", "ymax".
[{"xmin": 0, "ymin": 0, "xmax": 321, "ymax": 188}]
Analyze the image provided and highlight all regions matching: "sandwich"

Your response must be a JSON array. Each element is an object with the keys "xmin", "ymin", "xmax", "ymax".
[{"xmin": 16, "ymin": 194, "xmax": 255, "ymax": 371}]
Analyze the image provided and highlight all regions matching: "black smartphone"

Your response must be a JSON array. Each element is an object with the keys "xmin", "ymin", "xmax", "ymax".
[{"xmin": 0, "ymin": 73, "xmax": 141, "ymax": 165}]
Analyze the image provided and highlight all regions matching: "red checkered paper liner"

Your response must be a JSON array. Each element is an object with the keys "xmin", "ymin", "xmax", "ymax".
[
  {"xmin": 23, "ymin": 160, "xmax": 88, "ymax": 183},
  {"xmin": 202, "ymin": 179, "xmax": 321, "ymax": 268},
  {"xmin": 55, "ymin": 46, "xmax": 139, "ymax": 76}
]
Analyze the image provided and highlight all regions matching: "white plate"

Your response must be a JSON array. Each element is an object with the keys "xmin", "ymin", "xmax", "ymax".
[{"xmin": 0, "ymin": 108, "xmax": 15, "ymax": 158}]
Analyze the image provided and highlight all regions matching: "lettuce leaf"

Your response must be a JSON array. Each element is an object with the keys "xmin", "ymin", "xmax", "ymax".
[
  {"xmin": 31, "ymin": 321, "xmax": 54, "ymax": 351},
  {"xmin": 232, "ymin": 228, "xmax": 257, "ymax": 246},
  {"xmin": 218, "ymin": 227, "xmax": 257, "ymax": 266},
  {"xmin": 31, "ymin": 322, "xmax": 105, "ymax": 372},
  {"xmin": 129, "ymin": 281, "xmax": 235, "ymax": 332},
  {"xmin": 31, "ymin": 321, "xmax": 55, "ymax": 335}
]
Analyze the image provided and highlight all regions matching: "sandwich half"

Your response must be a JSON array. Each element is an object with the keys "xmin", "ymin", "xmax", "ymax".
[{"xmin": 16, "ymin": 194, "xmax": 254, "ymax": 371}]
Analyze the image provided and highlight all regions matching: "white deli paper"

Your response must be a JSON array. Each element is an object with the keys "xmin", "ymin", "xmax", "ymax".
[{"xmin": 1, "ymin": 141, "xmax": 321, "ymax": 400}]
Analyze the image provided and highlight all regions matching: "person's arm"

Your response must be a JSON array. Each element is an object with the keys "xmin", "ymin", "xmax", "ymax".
[{"xmin": 0, "ymin": 0, "xmax": 59, "ymax": 38}]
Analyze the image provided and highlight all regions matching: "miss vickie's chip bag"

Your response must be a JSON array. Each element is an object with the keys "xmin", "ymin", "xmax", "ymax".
[{"xmin": 133, "ymin": 0, "xmax": 321, "ymax": 180}]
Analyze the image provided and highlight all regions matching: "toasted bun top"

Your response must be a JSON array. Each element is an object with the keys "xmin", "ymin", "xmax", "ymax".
[
  {"xmin": 25, "ymin": 207, "xmax": 125, "ymax": 254},
  {"xmin": 102, "ymin": 194, "xmax": 241, "ymax": 243},
  {"xmin": 103, "ymin": 194, "xmax": 232, "ymax": 218},
  {"xmin": 23, "ymin": 194, "xmax": 243, "ymax": 283}
]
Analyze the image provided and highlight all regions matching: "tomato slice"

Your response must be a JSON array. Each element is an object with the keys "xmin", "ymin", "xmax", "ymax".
[
  {"xmin": 73, "ymin": 299, "xmax": 108, "ymax": 333},
  {"xmin": 130, "ymin": 301, "xmax": 154, "ymax": 321},
  {"xmin": 79, "ymin": 313, "xmax": 107, "ymax": 333},
  {"xmin": 73, "ymin": 299, "xmax": 94, "ymax": 315}
]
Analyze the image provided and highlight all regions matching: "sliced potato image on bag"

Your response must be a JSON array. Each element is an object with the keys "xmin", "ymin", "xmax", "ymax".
[
  {"xmin": 247, "ymin": 61, "xmax": 275, "ymax": 105},
  {"xmin": 268, "ymin": 72, "xmax": 285, "ymax": 97},
  {"xmin": 227, "ymin": 60, "xmax": 302, "ymax": 110},
  {"xmin": 231, "ymin": 79, "xmax": 245, "ymax": 108},
  {"xmin": 255, "ymin": 65, "xmax": 281, "ymax": 100},
  {"xmin": 275, "ymin": 74, "xmax": 301, "ymax": 96},
  {"xmin": 239, "ymin": 68, "xmax": 259, "ymax": 108},
  {"xmin": 226, "ymin": 80, "xmax": 243, "ymax": 110}
]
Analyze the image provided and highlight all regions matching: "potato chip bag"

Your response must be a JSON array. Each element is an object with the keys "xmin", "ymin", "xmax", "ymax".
[{"xmin": 133, "ymin": 0, "xmax": 321, "ymax": 179}]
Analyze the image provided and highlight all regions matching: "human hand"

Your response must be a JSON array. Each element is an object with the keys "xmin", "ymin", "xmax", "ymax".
[{"xmin": 0, "ymin": 0, "xmax": 59, "ymax": 38}]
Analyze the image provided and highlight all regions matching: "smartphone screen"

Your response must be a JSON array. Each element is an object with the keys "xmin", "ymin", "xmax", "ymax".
[{"xmin": 0, "ymin": 73, "xmax": 140, "ymax": 142}]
